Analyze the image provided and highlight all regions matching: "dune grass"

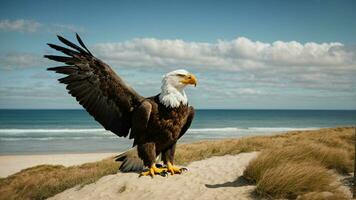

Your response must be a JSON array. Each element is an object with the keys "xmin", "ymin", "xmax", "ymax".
[
  {"xmin": 256, "ymin": 161, "xmax": 335, "ymax": 199},
  {"xmin": 0, "ymin": 127, "xmax": 354, "ymax": 200},
  {"xmin": 0, "ymin": 158, "xmax": 119, "ymax": 200},
  {"xmin": 243, "ymin": 127, "xmax": 354, "ymax": 199},
  {"xmin": 243, "ymin": 143, "xmax": 352, "ymax": 183}
]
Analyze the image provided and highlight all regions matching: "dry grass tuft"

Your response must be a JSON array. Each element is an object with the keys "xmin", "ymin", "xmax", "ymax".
[
  {"xmin": 243, "ymin": 127, "xmax": 354, "ymax": 199},
  {"xmin": 244, "ymin": 142, "xmax": 352, "ymax": 183},
  {"xmin": 0, "ymin": 158, "xmax": 119, "ymax": 200},
  {"xmin": 175, "ymin": 138, "xmax": 267, "ymax": 164},
  {"xmin": 256, "ymin": 161, "xmax": 335, "ymax": 199}
]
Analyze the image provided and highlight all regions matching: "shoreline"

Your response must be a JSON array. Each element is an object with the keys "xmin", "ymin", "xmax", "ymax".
[
  {"xmin": 0, "ymin": 126, "xmax": 353, "ymax": 177},
  {"xmin": 0, "ymin": 152, "xmax": 118, "ymax": 178},
  {"xmin": 0, "ymin": 127, "xmax": 328, "ymax": 156}
]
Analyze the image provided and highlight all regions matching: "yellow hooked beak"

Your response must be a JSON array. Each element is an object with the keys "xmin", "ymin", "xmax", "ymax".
[{"xmin": 180, "ymin": 74, "xmax": 198, "ymax": 87}]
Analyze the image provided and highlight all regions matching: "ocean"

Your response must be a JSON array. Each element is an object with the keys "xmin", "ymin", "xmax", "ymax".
[{"xmin": 0, "ymin": 109, "xmax": 355, "ymax": 155}]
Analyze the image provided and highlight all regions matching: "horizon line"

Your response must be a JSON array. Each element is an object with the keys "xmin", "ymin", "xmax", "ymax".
[{"xmin": 1, "ymin": 108, "xmax": 356, "ymax": 111}]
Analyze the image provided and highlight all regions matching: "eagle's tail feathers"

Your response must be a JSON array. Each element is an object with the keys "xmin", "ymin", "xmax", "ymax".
[{"xmin": 115, "ymin": 147, "xmax": 144, "ymax": 172}]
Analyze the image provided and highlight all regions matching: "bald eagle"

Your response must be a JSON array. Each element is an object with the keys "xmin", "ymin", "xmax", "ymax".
[{"xmin": 45, "ymin": 34, "xmax": 197, "ymax": 177}]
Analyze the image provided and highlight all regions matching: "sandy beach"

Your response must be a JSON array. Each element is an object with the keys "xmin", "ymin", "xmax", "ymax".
[
  {"xmin": 0, "ymin": 127, "xmax": 353, "ymax": 200},
  {"xmin": 0, "ymin": 152, "xmax": 117, "ymax": 178},
  {"xmin": 49, "ymin": 152, "xmax": 259, "ymax": 200}
]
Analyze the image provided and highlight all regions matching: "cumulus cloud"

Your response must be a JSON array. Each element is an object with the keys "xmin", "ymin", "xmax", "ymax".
[
  {"xmin": 0, "ymin": 19, "xmax": 42, "ymax": 32},
  {"xmin": 93, "ymin": 37, "xmax": 355, "ymax": 69},
  {"xmin": 92, "ymin": 37, "xmax": 356, "ymax": 95},
  {"xmin": 1, "ymin": 36, "xmax": 355, "ymax": 108}
]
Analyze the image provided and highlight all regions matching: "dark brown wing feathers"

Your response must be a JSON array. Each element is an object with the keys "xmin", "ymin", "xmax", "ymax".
[
  {"xmin": 130, "ymin": 100, "xmax": 152, "ymax": 142},
  {"xmin": 75, "ymin": 34, "xmax": 93, "ymax": 56},
  {"xmin": 45, "ymin": 34, "xmax": 144, "ymax": 137},
  {"xmin": 179, "ymin": 106, "xmax": 195, "ymax": 139}
]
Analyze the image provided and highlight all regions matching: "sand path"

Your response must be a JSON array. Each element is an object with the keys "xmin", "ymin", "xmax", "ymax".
[
  {"xmin": 0, "ymin": 153, "xmax": 117, "ymax": 177},
  {"xmin": 49, "ymin": 152, "xmax": 258, "ymax": 200}
]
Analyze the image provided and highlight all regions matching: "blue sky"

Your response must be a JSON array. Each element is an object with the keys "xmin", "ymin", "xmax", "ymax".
[{"xmin": 0, "ymin": 0, "xmax": 355, "ymax": 109}]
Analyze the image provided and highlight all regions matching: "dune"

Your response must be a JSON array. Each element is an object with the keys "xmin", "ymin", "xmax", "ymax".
[
  {"xmin": 0, "ymin": 153, "xmax": 116, "ymax": 177},
  {"xmin": 48, "ymin": 152, "xmax": 258, "ymax": 200}
]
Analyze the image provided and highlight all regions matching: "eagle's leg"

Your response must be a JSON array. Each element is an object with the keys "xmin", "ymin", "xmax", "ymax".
[
  {"xmin": 162, "ymin": 143, "xmax": 187, "ymax": 175},
  {"xmin": 138, "ymin": 143, "xmax": 167, "ymax": 177}
]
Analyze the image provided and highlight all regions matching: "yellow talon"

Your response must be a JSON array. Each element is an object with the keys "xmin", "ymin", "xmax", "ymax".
[
  {"xmin": 167, "ymin": 162, "xmax": 186, "ymax": 175},
  {"xmin": 140, "ymin": 164, "xmax": 167, "ymax": 177}
]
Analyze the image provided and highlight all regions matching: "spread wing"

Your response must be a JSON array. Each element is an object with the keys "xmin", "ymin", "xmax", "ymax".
[{"xmin": 45, "ymin": 34, "xmax": 144, "ymax": 137}]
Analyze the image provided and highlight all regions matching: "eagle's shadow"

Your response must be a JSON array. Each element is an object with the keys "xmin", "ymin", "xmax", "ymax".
[
  {"xmin": 205, "ymin": 176, "xmax": 251, "ymax": 188},
  {"xmin": 205, "ymin": 176, "xmax": 259, "ymax": 199}
]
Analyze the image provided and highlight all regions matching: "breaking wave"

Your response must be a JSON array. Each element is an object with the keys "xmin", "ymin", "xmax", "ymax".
[{"xmin": 0, "ymin": 127, "xmax": 320, "ymax": 141}]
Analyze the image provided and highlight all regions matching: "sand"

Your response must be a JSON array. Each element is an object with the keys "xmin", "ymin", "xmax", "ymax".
[
  {"xmin": 0, "ymin": 152, "xmax": 117, "ymax": 177},
  {"xmin": 48, "ymin": 152, "xmax": 258, "ymax": 200}
]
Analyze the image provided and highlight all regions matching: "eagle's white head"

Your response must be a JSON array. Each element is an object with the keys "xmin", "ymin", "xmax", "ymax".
[{"xmin": 159, "ymin": 69, "xmax": 197, "ymax": 108}]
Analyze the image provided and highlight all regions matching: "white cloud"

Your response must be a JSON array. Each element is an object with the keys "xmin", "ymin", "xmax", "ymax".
[
  {"xmin": 236, "ymin": 88, "xmax": 264, "ymax": 95},
  {"xmin": 0, "ymin": 53, "xmax": 48, "ymax": 70},
  {"xmin": 48, "ymin": 23, "xmax": 85, "ymax": 33},
  {"xmin": 93, "ymin": 37, "xmax": 355, "ymax": 69},
  {"xmin": 0, "ymin": 19, "xmax": 84, "ymax": 33},
  {"xmin": 0, "ymin": 19, "xmax": 42, "ymax": 32},
  {"xmin": 92, "ymin": 37, "xmax": 356, "ymax": 95},
  {"xmin": 1, "ymin": 36, "xmax": 355, "ymax": 108}
]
